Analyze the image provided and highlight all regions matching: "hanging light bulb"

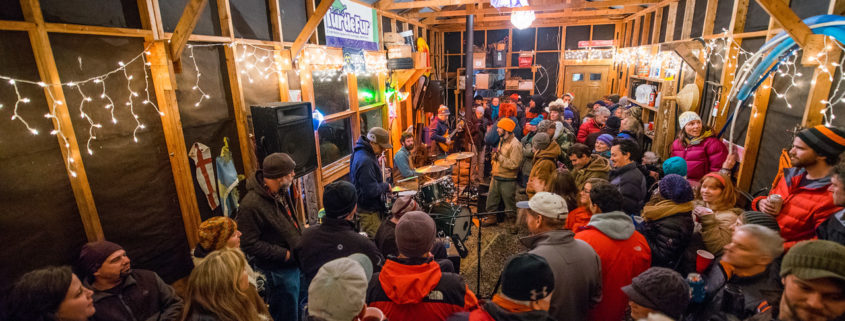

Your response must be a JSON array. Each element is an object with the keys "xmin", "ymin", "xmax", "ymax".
[{"xmin": 511, "ymin": 10, "xmax": 535, "ymax": 29}]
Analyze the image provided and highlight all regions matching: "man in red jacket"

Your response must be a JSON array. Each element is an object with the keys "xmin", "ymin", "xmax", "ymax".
[
  {"xmin": 576, "ymin": 106, "xmax": 609, "ymax": 143},
  {"xmin": 575, "ymin": 182, "xmax": 651, "ymax": 321},
  {"xmin": 753, "ymin": 125, "xmax": 845, "ymax": 249},
  {"xmin": 367, "ymin": 211, "xmax": 479, "ymax": 321}
]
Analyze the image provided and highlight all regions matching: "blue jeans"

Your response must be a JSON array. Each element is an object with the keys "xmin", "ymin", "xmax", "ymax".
[{"xmin": 263, "ymin": 266, "xmax": 301, "ymax": 321}]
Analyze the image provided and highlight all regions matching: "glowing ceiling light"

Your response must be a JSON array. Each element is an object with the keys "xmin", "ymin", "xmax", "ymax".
[{"xmin": 511, "ymin": 10, "xmax": 535, "ymax": 29}]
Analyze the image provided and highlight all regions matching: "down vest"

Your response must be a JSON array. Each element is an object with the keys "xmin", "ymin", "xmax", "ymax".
[
  {"xmin": 670, "ymin": 136, "xmax": 728, "ymax": 182},
  {"xmin": 752, "ymin": 167, "xmax": 842, "ymax": 249}
]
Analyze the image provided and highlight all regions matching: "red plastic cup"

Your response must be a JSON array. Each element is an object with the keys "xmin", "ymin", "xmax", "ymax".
[
  {"xmin": 696, "ymin": 249, "xmax": 715, "ymax": 273},
  {"xmin": 362, "ymin": 307, "xmax": 385, "ymax": 321}
]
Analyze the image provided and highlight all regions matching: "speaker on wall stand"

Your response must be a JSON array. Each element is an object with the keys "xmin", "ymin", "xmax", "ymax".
[{"xmin": 250, "ymin": 102, "xmax": 319, "ymax": 178}]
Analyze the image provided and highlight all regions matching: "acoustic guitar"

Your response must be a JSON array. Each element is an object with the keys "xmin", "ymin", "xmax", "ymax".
[{"xmin": 437, "ymin": 120, "xmax": 464, "ymax": 153}]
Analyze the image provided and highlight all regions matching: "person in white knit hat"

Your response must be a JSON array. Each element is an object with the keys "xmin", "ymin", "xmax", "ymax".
[{"xmin": 669, "ymin": 111, "xmax": 732, "ymax": 182}]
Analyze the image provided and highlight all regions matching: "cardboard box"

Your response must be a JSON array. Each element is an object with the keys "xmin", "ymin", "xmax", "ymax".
[
  {"xmin": 518, "ymin": 52, "xmax": 534, "ymax": 67},
  {"xmin": 388, "ymin": 45, "xmax": 412, "ymax": 59},
  {"xmin": 505, "ymin": 78, "xmax": 520, "ymax": 89},
  {"xmin": 383, "ymin": 32, "xmax": 403, "ymax": 44},
  {"xmin": 473, "ymin": 52, "xmax": 486, "ymax": 68},
  {"xmin": 476, "ymin": 73, "xmax": 491, "ymax": 90},
  {"xmin": 414, "ymin": 51, "xmax": 429, "ymax": 69},
  {"xmin": 458, "ymin": 77, "xmax": 465, "ymax": 89},
  {"xmin": 518, "ymin": 80, "xmax": 533, "ymax": 90}
]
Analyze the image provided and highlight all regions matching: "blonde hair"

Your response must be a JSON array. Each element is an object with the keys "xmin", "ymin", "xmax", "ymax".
[{"xmin": 181, "ymin": 248, "xmax": 268, "ymax": 321}]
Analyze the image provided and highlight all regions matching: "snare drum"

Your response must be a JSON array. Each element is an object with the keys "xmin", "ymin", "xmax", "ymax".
[{"xmin": 429, "ymin": 203, "xmax": 472, "ymax": 242}]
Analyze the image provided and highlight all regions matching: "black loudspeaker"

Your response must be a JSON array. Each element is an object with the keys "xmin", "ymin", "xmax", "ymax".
[
  {"xmin": 251, "ymin": 102, "xmax": 318, "ymax": 178},
  {"xmin": 423, "ymin": 80, "xmax": 445, "ymax": 113}
]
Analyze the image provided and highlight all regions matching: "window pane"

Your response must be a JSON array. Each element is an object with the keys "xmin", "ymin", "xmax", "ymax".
[
  {"xmin": 318, "ymin": 118, "xmax": 352, "ymax": 166},
  {"xmin": 590, "ymin": 73, "xmax": 602, "ymax": 81},
  {"xmin": 360, "ymin": 107, "xmax": 384, "ymax": 135},
  {"xmin": 572, "ymin": 73, "xmax": 584, "ymax": 81},
  {"xmin": 357, "ymin": 75, "xmax": 382, "ymax": 106},
  {"xmin": 313, "ymin": 71, "xmax": 350, "ymax": 116}
]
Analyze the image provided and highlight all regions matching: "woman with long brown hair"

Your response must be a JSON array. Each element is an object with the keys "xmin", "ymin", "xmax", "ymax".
[
  {"xmin": 693, "ymin": 172, "xmax": 743, "ymax": 255},
  {"xmin": 181, "ymin": 248, "xmax": 271, "ymax": 321}
]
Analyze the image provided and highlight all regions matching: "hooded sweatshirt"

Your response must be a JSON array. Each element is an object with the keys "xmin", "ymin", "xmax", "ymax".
[
  {"xmin": 527, "ymin": 141, "xmax": 561, "ymax": 198},
  {"xmin": 573, "ymin": 155, "xmax": 611, "ymax": 189},
  {"xmin": 576, "ymin": 211, "xmax": 651, "ymax": 321},
  {"xmin": 367, "ymin": 257, "xmax": 478, "ymax": 321}
]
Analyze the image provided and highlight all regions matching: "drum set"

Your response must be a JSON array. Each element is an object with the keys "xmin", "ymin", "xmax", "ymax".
[{"xmin": 389, "ymin": 151, "xmax": 477, "ymax": 242}]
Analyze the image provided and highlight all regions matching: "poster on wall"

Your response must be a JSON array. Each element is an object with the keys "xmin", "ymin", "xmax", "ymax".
[
  {"xmin": 343, "ymin": 47, "xmax": 367, "ymax": 74},
  {"xmin": 324, "ymin": 0, "xmax": 379, "ymax": 51}
]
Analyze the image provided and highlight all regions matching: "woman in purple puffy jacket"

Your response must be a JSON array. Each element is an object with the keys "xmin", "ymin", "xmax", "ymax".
[{"xmin": 670, "ymin": 111, "xmax": 732, "ymax": 182}]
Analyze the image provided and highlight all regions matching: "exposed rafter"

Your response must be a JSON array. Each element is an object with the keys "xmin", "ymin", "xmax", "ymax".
[{"xmin": 411, "ymin": 5, "xmax": 639, "ymax": 18}]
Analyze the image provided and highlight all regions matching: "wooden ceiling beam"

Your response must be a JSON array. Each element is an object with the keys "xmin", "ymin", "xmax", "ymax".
[
  {"xmin": 169, "ymin": 0, "xmax": 209, "ymax": 68},
  {"xmin": 412, "ymin": 5, "xmax": 640, "ymax": 18},
  {"xmin": 432, "ymin": 9, "xmax": 634, "ymax": 25},
  {"xmin": 754, "ymin": 0, "xmax": 819, "ymax": 53},
  {"xmin": 291, "ymin": 0, "xmax": 333, "ymax": 59},
  {"xmin": 433, "ymin": 18, "xmax": 619, "ymax": 31}
]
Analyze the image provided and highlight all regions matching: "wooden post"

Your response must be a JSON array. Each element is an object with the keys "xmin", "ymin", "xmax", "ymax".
[
  {"xmin": 652, "ymin": 6, "xmax": 663, "ymax": 44},
  {"xmin": 632, "ymin": 16, "xmax": 641, "ymax": 47},
  {"xmin": 713, "ymin": 0, "xmax": 749, "ymax": 132},
  {"xmin": 557, "ymin": 25, "xmax": 567, "ymax": 96},
  {"xmin": 268, "ymin": 0, "xmax": 291, "ymax": 102},
  {"xmin": 664, "ymin": 2, "xmax": 678, "ymax": 42},
  {"xmin": 169, "ymin": 0, "xmax": 209, "ymax": 68},
  {"xmin": 802, "ymin": 1, "xmax": 844, "ymax": 126},
  {"xmin": 20, "ymin": 0, "xmax": 103, "ymax": 241},
  {"xmin": 702, "ymin": 0, "xmax": 719, "ymax": 36},
  {"xmin": 681, "ymin": 0, "xmax": 696, "ymax": 39},
  {"xmin": 641, "ymin": 12, "xmax": 652, "ymax": 46}
]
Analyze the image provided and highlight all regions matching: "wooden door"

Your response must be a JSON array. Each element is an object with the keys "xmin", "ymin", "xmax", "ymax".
[{"xmin": 563, "ymin": 65, "xmax": 611, "ymax": 116}]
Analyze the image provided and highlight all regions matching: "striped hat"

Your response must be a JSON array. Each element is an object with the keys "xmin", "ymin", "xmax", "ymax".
[{"xmin": 797, "ymin": 125, "xmax": 845, "ymax": 159}]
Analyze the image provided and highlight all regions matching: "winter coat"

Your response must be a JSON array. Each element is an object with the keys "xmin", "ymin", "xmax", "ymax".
[
  {"xmin": 565, "ymin": 206, "xmax": 593, "ymax": 232},
  {"xmin": 237, "ymin": 170, "xmax": 302, "ymax": 270},
  {"xmin": 367, "ymin": 257, "xmax": 479, "ymax": 321},
  {"xmin": 751, "ymin": 167, "xmax": 842, "ymax": 248},
  {"xmin": 576, "ymin": 118, "xmax": 603, "ymax": 143},
  {"xmin": 572, "ymin": 155, "xmax": 611, "ymax": 189},
  {"xmin": 609, "ymin": 162, "xmax": 648, "ymax": 216},
  {"xmin": 445, "ymin": 298, "xmax": 553, "ymax": 321},
  {"xmin": 670, "ymin": 135, "xmax": 728, "ymax": 182},
  {"xmin": 685, "ymin": 261, "xmax": 783, "ymax": 321},
  {"xmin": 554, "ymin": 121, "xmax": 576, "ymax": 165},
  {"xmin": 86, "ymin": 270, "xmax": 183, "ymax": 321},
  {"xmin": 521, "ymin": 132, "xmax": 537, "ymax": 181},
  {"xmin": 638, "ymin": 200, "xmax": 695, "ymax": 271},
  {"xmin": 575, "ymin": 211, "xmax": 651, "ymax": 321},
  {"xmin": 375, "ymin": 218, "xmax": 399, "ymax": 257},
  {"xmin": 492, "ymin": 135, "xmax": 523, "ymax": 179},
  {"xmin": 294, "ymin": 218, "xmax": 384, "ymax": 286},
  {"xmin": 351, "ymin": 136, "xmax": 391, "ymax": 213},
  {"xmin": 818, "ymin": 208, "xmax": 845, "ymax": 245},
  {"xmin": 699, "ymin": 207, "xmax": 742, "ymax": 256},
  {"xmin": 527, "ymin": 141, "xmax": 561, "ymax": 198},
  {"xmin": 520, "ymin": 230, "xmax": 602, "ymax": 321}
]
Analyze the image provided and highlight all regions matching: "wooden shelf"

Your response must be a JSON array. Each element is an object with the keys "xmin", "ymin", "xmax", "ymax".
[
  {"xmin": 457, "ymin": 65, "xmax": 539, "ymax": 71},
  {"xmin": 629, "ymin": 99, "xmax": 658, "ymax": 112},
  {"xmin": 630, "ymin": 75, "xmax": 667, "ymax": 83}
]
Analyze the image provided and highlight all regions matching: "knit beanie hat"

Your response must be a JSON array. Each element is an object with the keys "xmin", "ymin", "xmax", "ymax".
[
  {"xmin": 497, "ymin": 118, "xmax": 516, "ymax": 132},
  {"xmin": 622, "ymin": 267, "xmax": 690, "ymax": 320},
  {"xmin": 395, "ymin": 211, "xmax": 436, "ymax": 257},
  {"xmin": 528, "ymin": 116, "xmax": 544, "ymax": 127},
  {"xmin": 536, "ymin": 119, "xmax": 552, "ymax": 133},
  {"xmin": 308, "ymin": 257, "xmax": 369, "ymax": 321},
  {"xmin": 659, "ymin": 174, "xmax": 695, "ymax": 203},
  {"xmin": 198, "ymin": 216, "xmax": 237, "ymax": 251},
  {"xmin": 606, "ymin": 116, "xmax": 621, "ymax": 130},
  {"xmin": 323, "ymin": 180, "xmax": 358, "ymax": 219},
  {"xmin": 533, "ymin": 132, "xmax": 551, "ymax": 150},
  {"xmin": 596, "ymin": 134, "xmax": 614, "ymax": 148},
  {"xmin": 564, "ymin": 109, "xmax": 575, "ymax": 120},
  {"xmin": 796, "ymin": 125, "xmax": 845, "ymax": 159},
  {"xmin": 391, "ymin": 195, "xmax": 419, "ymax": 219},
  {"xmin": 438, "ymin": 105, "xmax": 451, "ymax": 116},
  {"xmin": 678, "ymin": 111, "xmax": 702, "ymax": 131},
  {"xmin": 608, "ymin": 94, "xmax": 620, "ymax": 104},
  {"xmin": 530, "ymin": 94, "xmax": 544, "ymax": 106},
  {"xmin": 78, "ymin": 241, "xmax": 123, "ymax": 280},
  {"xmin": 263, "ymin": 152, "xmax": 295, "ymax": 178},
  {"xmin": 501, "ymin": 253, "xmax": 555, "ymax": 301},
  {"xmin": 781, "ymin": 240, "xmax": 845, "ymax": 282},
  {"xmin": 741, "ymin": 211, "xmax": 781, "ymax": 232},
  {"xmin": 517, "ymin": 192, "xmax": 568, "ymax": 220},
  {"xmin": 662, "ymin": 157, "xmax": 688, "ymax": 177}
]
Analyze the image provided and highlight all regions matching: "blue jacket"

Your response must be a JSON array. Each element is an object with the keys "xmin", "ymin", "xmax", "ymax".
[
  {"xmin": 393, "ymin": 146, "xmax": 415, "ymax": 178},
  {"xmin": 351, "ymin": 136, "xmax": 390, "ymax": 213}
]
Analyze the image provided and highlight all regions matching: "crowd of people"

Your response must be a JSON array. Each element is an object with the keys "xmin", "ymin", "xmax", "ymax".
[{"xmin": 8, "ymin": 92, "xmax": 845, "ymax": 321}]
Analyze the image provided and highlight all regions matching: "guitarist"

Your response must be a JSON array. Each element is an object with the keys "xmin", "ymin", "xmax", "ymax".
[{"xmin": 430, "ymin": 105, "xmax": 453, "ymax": 157}]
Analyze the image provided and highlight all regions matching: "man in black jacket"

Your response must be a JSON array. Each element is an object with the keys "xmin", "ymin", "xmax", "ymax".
[
  {"xmin": 685, "ymin": 224, "xmax": 784, "ymax": 321},
  {"xmin": 294, "ymin": 180, "xmax": 383, "ymax": 292},
  {"xmin": 609, "ymin": 138, "xmax": 647, "ymax": 216},
  {"xmin": 351, "ymin": 127, "xmax": 393, "ymax": 238},
  {"xmin": 237, "ymin": 152, "xmax": 302, "ymax": 321}
]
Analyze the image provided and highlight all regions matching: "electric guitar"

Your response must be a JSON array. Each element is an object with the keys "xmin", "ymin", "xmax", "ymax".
[{"xmin": 437, "ymin": 120, "xmax": 464, "ymax": 153}]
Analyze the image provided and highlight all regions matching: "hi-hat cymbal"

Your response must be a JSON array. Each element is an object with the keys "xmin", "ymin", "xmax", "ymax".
[
  {"xmin": 434, "ymin": 158, "xmax": 456, "ymax": 166},
  {"xmin": 446, "ymin": 152, "xmax": 476, "ymax": 161},
  {"xmin": 415, "ymin": 165, "xmax": 450, "ymax": 174}
]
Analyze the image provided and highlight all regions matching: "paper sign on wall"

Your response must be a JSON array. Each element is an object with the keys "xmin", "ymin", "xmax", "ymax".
[{"xmin": 324, "ymin": 0, "xmax": 379, "ymax": 51}]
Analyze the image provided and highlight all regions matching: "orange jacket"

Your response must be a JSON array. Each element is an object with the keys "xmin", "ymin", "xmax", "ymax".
[{"xmin": 565, "ymin": 206, "xmax": 592, "ymax": 232}]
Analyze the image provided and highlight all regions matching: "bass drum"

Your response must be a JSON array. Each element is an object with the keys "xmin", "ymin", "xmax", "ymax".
[{"xmin": 428, "ymin": 203, "xmax": 472, "ymax": 242}]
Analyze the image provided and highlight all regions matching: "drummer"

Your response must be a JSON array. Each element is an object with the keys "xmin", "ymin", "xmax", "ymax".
[{"xmin": 393, "ymin": 132, "xmax": 416, "ymax": 180}]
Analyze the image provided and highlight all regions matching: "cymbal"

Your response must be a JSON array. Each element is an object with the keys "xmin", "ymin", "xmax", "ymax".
[
  {"xmin": 446, "ymin": 152, "xmax": 476, "ymax": 161},
  {"xmin": 391, "ymin": 186, "xmax": 410, "ymax": 192},
  {"xmin": 434, "ymin": 158, "xmax": 456, "ymax": 166},
  {"xmin": 397, "ymin": 176, "xmax": 418, "ymax": 183},
  {"xmin": 415, "ymin": 165, "xmax": 450, "ymax": 174}
]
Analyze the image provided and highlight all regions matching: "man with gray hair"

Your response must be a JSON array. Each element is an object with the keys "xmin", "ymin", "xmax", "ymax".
[
  {"xmin": 577, "ymin": 106, "xmax": 610, "ymax": 143},
  {"xmin": 684, "ymin": 224, "xmax": 785, "ymax": 320}
]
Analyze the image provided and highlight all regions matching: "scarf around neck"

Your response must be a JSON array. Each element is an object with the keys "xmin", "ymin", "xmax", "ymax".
[
  {"xmin": 684, "ymin": 129, "xmax": 713, "ymax": 146},
  {"xmin": 642, "ymin": 199, "xmax": 695, "ymax": 221}
]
